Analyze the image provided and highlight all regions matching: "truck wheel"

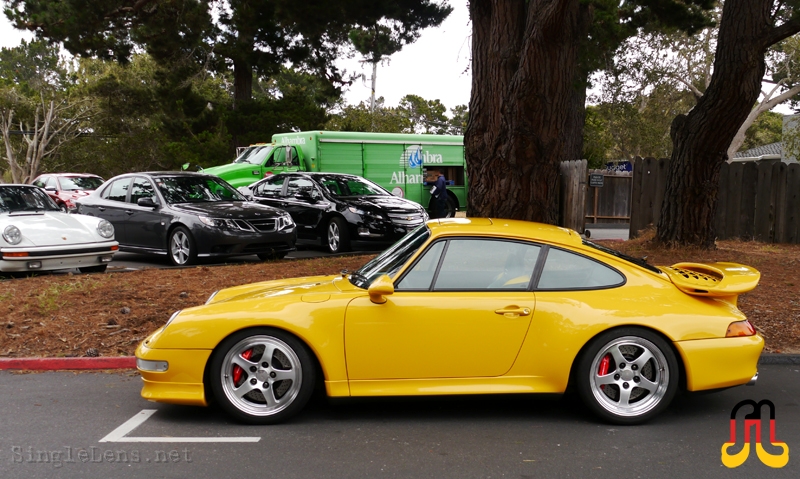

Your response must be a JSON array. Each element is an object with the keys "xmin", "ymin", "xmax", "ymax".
[
  {"xmin": 325, "ymin": 217, "xmax": 350, "ymax": 254},
  {"xmin": 428, "ymin": 195, "xmax": 457, "ymax": 218}
]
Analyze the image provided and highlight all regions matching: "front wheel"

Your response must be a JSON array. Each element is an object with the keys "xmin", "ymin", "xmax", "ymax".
[
  {"xmin": 325, "ymin": 217, "xmax": 350, "ymax": 254},
  {"xmin": 209, "ymin": 328, "xmax": 316, "ymax": 425},
  {"xmin": 575, "ymin": 328, "xmax": 678, "ymax": 425},
  {"xmin": 168, "ymin": 226, "xmax": 197, "ymax": 266}
]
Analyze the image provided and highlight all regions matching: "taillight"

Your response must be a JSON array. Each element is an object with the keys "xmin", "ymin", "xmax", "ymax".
[{"xmin": 726, "ymin": 320, "xmax": 756, "ymax": 337}]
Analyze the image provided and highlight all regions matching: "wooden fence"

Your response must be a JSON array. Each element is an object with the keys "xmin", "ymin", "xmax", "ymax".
[
  {"xmin": 559, "ymin": 160, "xmax": 632, "ymax": 232},
  {"xmin": 630, "ymin": 157, "xmax": 800, "ymax": 243}
]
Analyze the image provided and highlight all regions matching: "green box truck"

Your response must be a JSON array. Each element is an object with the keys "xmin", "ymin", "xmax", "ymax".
[{"xmin": 202, "ymin": 131, "xmax": 467, "ymax": 216}]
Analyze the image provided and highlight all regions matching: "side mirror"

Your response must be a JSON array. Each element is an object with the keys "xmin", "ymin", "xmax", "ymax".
[
  {"xmin": 368, "ymin": 275, "xmax": 394, "ymax": 304},
  {"xmin": 44, "ymin": 186, "xmax": 57, "ymax": 192},
  {"xmin": 137, "ymin": 197, "xmax": 159, "ymax": 208}
]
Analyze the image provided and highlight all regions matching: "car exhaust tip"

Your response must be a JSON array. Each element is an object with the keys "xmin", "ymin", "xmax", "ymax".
[{"xmin": 746, "ymin": 372, "xmax": 758, "ymax": 386}]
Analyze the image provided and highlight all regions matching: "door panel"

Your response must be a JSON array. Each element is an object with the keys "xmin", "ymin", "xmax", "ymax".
[{"xmin": 344, "ymin": 292, "xmax": 535, "ymax": 380}]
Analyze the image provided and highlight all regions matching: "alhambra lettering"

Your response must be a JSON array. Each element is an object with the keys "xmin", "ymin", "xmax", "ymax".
[{"xmin": 390, "ymin": 171, "xmax": 424, "ymax": 184}]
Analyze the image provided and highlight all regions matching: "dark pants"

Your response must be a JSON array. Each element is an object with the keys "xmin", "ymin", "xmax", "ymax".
[{"xmin": 433, "ymin": 194, "xmax": 447, "ymax": 218}]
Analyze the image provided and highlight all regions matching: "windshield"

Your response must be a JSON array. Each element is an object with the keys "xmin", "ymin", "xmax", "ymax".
[
  {"xmin": 60, "ymin": 176, "xmax": 103, "ymax": 191},
  {"xmin": 350, "ymin": 225, "xmax": 431, "ymax": 289},
  {"xmin": 234, "ymin": 145, "xmax": 273, "ymax": 165},
  {"xmin": 582, "ymin": 239, "xmax": 662, "ymax": 274},
  {"xmin": 153, "ymin": 176, "xmax": 247, "ymax": 204},
  {"xmin": 319, "ymin": 175, "xmax": 389, "ymax": 197},
  {"xmin": 0, "ymin": 186, "xmax": 60, "ymax": 213}
]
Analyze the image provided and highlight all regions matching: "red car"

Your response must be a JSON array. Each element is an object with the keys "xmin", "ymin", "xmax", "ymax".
[{"xmin": 31, "ymin": 173, "xmax": 104, "ymax": 212}]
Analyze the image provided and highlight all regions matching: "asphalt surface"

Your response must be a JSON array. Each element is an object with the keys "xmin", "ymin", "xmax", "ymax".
[{"xmin": 0, "ymin": 364, "xmax": 798, "ymax": 478}]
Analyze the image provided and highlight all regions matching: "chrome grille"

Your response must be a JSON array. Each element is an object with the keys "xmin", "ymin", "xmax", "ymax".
[
  {"xmin": 387, "ymin": 211, "xmax": 425, "ymax": 227},
  {"xmin": 247, "ymin": 218, "xmax": 278, "ymax": 232}
]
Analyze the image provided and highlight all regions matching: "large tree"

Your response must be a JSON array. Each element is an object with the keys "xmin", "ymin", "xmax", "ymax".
[
  {"xmin": 464, "ymin": 0, "xmax": 713, "ymax": 223},
  {"xmin": 657, "ymin": 0, "xmax": 800, "ymax": 247},
  {"xmin": 4, "ymin": 0, "xmax": 451, "ymax": 107}
]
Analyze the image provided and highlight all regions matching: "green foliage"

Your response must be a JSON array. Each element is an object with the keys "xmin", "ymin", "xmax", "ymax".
[
  {"xmin": 326, "ymin": 99, "xmax": 410, "ymax": 133},
  {"xmin": 740, "ymin": 110, "xmax": 783, "ymax": 152},
  {"xmin": 326, "ymin": 95, "xmax": 467, "ymax": 135}
]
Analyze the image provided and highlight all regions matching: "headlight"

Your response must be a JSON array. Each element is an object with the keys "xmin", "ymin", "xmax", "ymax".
[
  {"xmin": 348, "ymin": 207, "xmax": 385, "ymax": 220},
  {"xmin": 2, "ymin": 225, "xmax": 22, "ymax": 245},
  {"xmin": 198, "ymin": 215, "xmax": 220, "ymax": 227},
  {"xmin": 96, "ymin": 219, "xmax": 114, "ymax": 238},
  {"xmin": 277, "ymin": 213, "xmax": 295, "ymax": 231}
]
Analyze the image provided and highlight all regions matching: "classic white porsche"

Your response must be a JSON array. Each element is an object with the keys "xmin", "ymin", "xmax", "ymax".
[{"xmin": 0, "ymin": 184, "xmax": 118, "ymax": 273}]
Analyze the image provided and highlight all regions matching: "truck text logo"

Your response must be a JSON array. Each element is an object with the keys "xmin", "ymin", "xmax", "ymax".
[
  {"xmin": 280, "ymin": 137, "xmax": 306, "ymax": 145},
  {"xmin": 400, "ymin": 145, "xmax": 442, "ymax": 168},
  {"xmin": 721, "ymin": 399, "xmax": 789, "ymax": 468}
]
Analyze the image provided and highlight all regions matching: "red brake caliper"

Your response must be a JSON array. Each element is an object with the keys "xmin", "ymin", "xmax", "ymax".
[
  {"xmin": 598, "ymin": 354, "xmax": 610, "ymax": 391},
  {"xmin": 232, "ymin": 349, "xmax": 254, "ymax": 386}
]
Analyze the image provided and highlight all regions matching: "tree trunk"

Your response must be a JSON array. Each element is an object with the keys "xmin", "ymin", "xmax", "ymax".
[
  {"xmin": 658, "ymin": 0, "xmax": 800, "ymax": 247},
  {"xmin": 465, "ymin": 0, "xmax": 590, "ymax": 224},
  {"xmin": 233, "ymin": 59, "xmax": 253, "ymax": 110}
]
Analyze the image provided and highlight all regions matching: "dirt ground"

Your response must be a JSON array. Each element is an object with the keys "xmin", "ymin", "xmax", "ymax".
[{"xmin": 1, "ymin": 234, "xmax": 799, "ymax": 359}]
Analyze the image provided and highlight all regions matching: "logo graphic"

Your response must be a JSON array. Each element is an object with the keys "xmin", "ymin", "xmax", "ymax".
[{"xmin": 721, "ymin": 399, "xmax": 789, "ymax": 468}]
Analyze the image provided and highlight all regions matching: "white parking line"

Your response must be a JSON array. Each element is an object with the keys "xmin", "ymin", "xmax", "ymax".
[{"xmin": 99, "ymin": 409, "xmax": 261, "ymax": 443}]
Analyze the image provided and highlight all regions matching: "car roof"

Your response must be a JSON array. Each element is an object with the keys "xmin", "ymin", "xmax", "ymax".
[
  {"xmin": 428, "ymin": 218, "xmax": 583, "ymax": 247},
  {"xmin": 114, "ymin": 171, "xmax": 216, "ymax": 179}
]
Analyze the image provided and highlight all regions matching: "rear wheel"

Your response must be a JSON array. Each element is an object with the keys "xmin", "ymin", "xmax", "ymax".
[
  {"xmin": 427, "ymin": 194, "xmax": 457, "ymax": 218},
  {"xmin": 575, "ymin": 328, "xmax": 678, "ymax": 424},
  {"xmin": 209, "ymin": 328, "xmax": 316, "ymax": 425},
  {"xmin": 325, "ymin": 217, "xmax": 350, "ymax": 254},
  {"xmin": 168, "ymin": 226, "xmax": 197, "ymax": 266}
]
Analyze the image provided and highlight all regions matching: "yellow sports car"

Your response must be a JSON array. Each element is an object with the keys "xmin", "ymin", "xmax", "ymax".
[{"xmin": 136, "ymin": 218, "xmax": 763, "ymax": 425}]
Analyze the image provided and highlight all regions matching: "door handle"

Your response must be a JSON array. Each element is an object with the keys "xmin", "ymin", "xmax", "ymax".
[
  {"xmin": 494, "ymin": 306, "xmax": 531, "ymax": 317},
  {"xmin": 125, "ymin": 210, "xmax": 134, "ymax": 215},
  {"xmin": 98, "ymin": 207, "xmax": 105, "ymax": 212}
]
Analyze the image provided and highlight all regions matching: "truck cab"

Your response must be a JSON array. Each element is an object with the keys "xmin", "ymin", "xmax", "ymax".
[{"xmin": 202, "ymin": 144, "xmax": 306, "ymax": 188}]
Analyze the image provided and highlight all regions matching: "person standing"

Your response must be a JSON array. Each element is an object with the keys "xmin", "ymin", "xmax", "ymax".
[{"xmin": 431, "ymin": 172, "xmax": 448, "ymax": 218}]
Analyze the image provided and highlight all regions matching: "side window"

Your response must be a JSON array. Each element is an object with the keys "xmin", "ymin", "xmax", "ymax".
[
  {"xmin": 395, "ymin": 241, "xmax": 446, "ymax": 290},
  {"xmin": 272, "ymin": 148, "xmax": 286, "ymax": 166},
  {"xmin": 288, "ymin": 147, "xmax": 299, "ymax": 166},
  {"xmin": 286, "ymin": 177, "xmax": 318, "ymax": 199},
  {"xmin": 130, "ymin": 178, "xmax": 155, "ymax": 204},
  {"xmin": 253, "ymin": 176, "xmax": 286, "ymax": 198},
  {"xmin": 410, "ymin": 239, "xmax": 541, "ymax": 291},
  {"xmin": 32, "ymin": 177, "xmax": 48, "ymax": 188},
  {"xmin": 537, "ymin": 248, "xmax": 625, "ymax": 290},
  {"xmin": 102, "ymin": 178, "xmax": 131, "ymax": 202},
  {"xmin": 45, "ymin": 177, "xmax": 58, "ymax": 189}
]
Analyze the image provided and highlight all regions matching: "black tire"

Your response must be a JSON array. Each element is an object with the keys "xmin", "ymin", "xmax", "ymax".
[
  {"xmin": 58, "ymin": 204, "xmax": 68, "ymax": 213},
  {"xmin": 575, "ymin": 327, "xmax": 679, "ymax": 425},
  {"xmin": 257, "ymin": 252, "xmax": 287, "ymax": 261},
  {"xmin": 209, "ymin": 328, "xmax": 316, "ymax": 425},
  {"xmin": 79, "ymin": 265, "xmax": 108, "ymax": 274},
  {"xmin": 168, "ymin": 226, "xmax": 197, "ymax": 266},
  {"xmin": 325, "ymin": 217, "xmax": 350, "ymax": 254},
  {"xmin": 427, "ymin": 194, "xmax": 457, "ymax": 218}
]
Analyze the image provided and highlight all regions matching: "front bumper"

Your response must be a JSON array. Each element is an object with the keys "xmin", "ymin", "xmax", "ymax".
[
  {"xmin": 0, "ymin": 241, "xmax": 117, "ymax": 272},
  {"xmin": 136, "ymin": 341, "xmax": 211, "ymax": 406},
  {"xmin": 192, "ymin": 225, "xmax": 297, "ymax": 258},
  {"xmin": 675, "ymin": 334, "xmax": 764, "ymax": 391}
]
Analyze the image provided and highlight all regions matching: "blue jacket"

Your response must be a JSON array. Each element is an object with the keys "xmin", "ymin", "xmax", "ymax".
[{"xmin": 433, "ymin": 174, "xmax": 446, "ymax": 199}]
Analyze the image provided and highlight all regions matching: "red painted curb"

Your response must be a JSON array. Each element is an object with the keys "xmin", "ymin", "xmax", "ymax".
[{"xmin": 0, "ymin": 356, "xmax": 136, "ymax": 371}]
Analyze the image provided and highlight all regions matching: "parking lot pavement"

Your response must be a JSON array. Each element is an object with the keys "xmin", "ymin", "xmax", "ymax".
[{"xmin": 1, "ymin": 365, "xmax": 798, "ymax": 479}]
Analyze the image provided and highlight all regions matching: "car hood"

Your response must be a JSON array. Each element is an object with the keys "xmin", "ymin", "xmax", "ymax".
[
  {"xmin": 208, "ymin": 274, "xmax": 361, "ymax": 305},
  {"xmin": 2, "ymin": 211, "xmax": 101, "ymax": 246},
  {"xmin": 346, "ymin": 196, "xmax": 423, "ymax": 212},
  {"xmin": 202, "ymin": 163, "xmax": 254, "ymax": 177},
  {"xmin": 171, "ymin": 202, "xmax": 283, "ymax": 218}
]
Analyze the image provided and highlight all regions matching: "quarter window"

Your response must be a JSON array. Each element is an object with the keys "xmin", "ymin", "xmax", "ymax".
[
  {"xmin": 537, "ymin": 248, "xmax": 625, "ymax": 290},
  {"xmin": 254, "ymin": 176, "xmax": 286, "ymax": 198}
]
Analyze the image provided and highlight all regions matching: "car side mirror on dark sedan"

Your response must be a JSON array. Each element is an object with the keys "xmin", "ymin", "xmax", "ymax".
[{"xmin": 137, "ymin": 197, "xmax": 159, "ymax": 208}]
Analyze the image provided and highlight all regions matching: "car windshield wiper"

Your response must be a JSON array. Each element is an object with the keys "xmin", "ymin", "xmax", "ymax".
[{"xmin": 348, "ymin": 272, "xmax": 370, "ymax": 289}]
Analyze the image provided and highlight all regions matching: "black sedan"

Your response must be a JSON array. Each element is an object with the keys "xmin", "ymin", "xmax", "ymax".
[
  {"xmin": 76, "ymin": 172, "xmax": 296, "ymax": 265},
  {"xmin": 240, "ymin": 172, "xmax": 428, "ymax": 253}
]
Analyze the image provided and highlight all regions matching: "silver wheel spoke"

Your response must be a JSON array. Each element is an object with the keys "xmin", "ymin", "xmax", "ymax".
[
  {"xmin": 617, "ymin": 386, "xmax": 633, "ymax": 407},
  {"xmin": 231, "ymin": 355, "xmax": 256, "ymax": 371},
  {"xmin": 632, "ymin": 350, "xmax": 654, "ymax": 370},
  {"xmin": 234, "ymin": 382, "xmax": 257, "ymax": 399},
  {"xmin": 272, "ymin": 369, "xmax": 296, "ymax": 382},
  {"xmin": 637, "ymin": 375, "xmax": 659, "ymax": 393},
  {"xmin": 608, "ymin": 345, "xmax": 627, "ymax": 366},
  {"xmin": 595, "ymin": 373, "xmax": 617, "ymax": 387}
]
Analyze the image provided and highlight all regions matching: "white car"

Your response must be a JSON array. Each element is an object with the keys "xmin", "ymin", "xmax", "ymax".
[{"xmin": 0, "ymin": 184, "xmax": 118, "ymax": 273}]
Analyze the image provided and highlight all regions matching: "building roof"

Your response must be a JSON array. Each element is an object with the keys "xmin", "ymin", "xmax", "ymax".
[{"xmin": 734, "ymin": 142, "xmax": 782, "ymax": 158}]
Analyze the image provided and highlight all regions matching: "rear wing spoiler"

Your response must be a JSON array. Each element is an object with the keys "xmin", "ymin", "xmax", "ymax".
[{"xmin": 659, "ymin": 262, "xmax": 760, "ymax": 299}]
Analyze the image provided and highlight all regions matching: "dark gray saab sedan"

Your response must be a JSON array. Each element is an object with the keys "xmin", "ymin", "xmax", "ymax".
[{"xmin": 76, "ymin": 172, "xmax": 296, "ymax": 266}]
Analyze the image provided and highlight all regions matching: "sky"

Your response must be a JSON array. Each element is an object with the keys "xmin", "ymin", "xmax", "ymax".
[{"xmin": 0, "ymin": 2, "xmax": 473, "ymax": 111}]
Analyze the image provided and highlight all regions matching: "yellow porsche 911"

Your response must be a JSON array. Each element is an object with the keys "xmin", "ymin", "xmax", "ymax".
[{"xmin": 135, "ymin": 218, "xmax": 763, "ymax": 425}]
